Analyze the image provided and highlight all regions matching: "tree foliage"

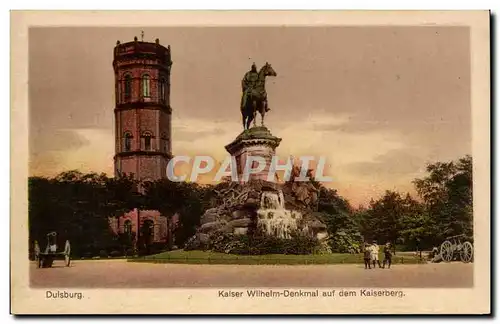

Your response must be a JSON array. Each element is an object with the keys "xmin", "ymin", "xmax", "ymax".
[
  {"xmin": 413, "ymin": 155, "xmax": 473, "ymax": 244},
  {"xmin": 142, "ymin": 179, "xmax": 211, "ymax": 248},
  {"xmin": 28, "ymin": 171, "xmax": 139, "ymax": 257},
  {"xmin": 357, "ymin": 155, "xmax": 473, "ymax": 250},
  {"xmin": 28, "ymin": 155, "xmax": 473, "ymax": 256}
]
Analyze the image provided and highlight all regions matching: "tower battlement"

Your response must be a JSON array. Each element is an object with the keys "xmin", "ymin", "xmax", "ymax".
[{"xmin": 113, "ymin": 38, "xmax": 172, "ymax": 66}]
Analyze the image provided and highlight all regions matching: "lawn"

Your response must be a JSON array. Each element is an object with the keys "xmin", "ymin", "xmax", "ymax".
[{"xmin": 128, "ymin": 249, "xmax": 425, "ymax": 265}]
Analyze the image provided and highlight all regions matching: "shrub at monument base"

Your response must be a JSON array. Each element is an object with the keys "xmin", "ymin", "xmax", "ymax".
[
  {"xmin": 248, "ymin": 233, "xmax": 320, "ymax": 255},
  {"xmin": 187, "ymin": 230, "xmax": 321, "ymax": 255}
]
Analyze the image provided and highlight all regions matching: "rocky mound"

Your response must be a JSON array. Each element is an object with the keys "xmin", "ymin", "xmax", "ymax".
[{"xmin": 186, "ymin": 179, "xmax": 328, "ymax": 251}]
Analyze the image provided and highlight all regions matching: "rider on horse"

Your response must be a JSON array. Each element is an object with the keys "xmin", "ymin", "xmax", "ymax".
[{"xmin": 241, "ymin": 63, "xmax": 271, "ymax": 112}]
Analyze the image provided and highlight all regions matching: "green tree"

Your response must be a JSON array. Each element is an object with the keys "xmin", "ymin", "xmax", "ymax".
[
  {"xmin": 398, "ymin": 193, "xmax": 435, "ymax": 250},
  {"xmin": 28, "ymin": 171, "xmax": 141, "ymax": 257},
  {"xmin": 143, "ymin": 180, "xmax": 209, "ymax": 249},
  {"xmin": 413, "ymin": 155, "xmax": 473, "ymax": 244},
  {"xmin": 316, "ymin": 187, "xmax": 362, "ymax": 253},
  {"xmin": 174, "ymin": 184, "xmax": 211, "ymax": 247},
  {"xmin": 361, "ymin": 190, "xmax": 405, "ymax": 246}
]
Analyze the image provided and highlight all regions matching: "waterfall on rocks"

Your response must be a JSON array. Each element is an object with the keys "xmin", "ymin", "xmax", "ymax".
[{"xmin": 257, "ymin": 191, "xmax": 302, "ymax": 239}]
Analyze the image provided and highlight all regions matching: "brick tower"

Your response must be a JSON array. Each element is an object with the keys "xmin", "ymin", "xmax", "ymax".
[
  {"xmin": 113, "ymin": 36, "xmax": 173, "ymax": 182},
  {"xmin": 110, "ymin": 35, "xmax": 177, "ymax": 248}
]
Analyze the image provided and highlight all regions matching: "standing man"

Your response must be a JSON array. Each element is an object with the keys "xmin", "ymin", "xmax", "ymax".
[
  {"xmin": 382, "ymin": 242, "xmax": 393, "ymax": 269},
  {"xmin": 363, "ymin": 243, "xmax": 371, "ymax": 269},
  {"xmin": 370, "ymin": 240, "xmax": 382, "ymax": 268},
  {"xmin": 64, "ymin": 240, "xmax": 71, "ymax": 267}
]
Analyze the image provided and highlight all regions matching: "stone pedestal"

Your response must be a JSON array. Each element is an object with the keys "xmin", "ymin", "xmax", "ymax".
[{"xmin": 225, "ymin": 126, "xmax": 282, "ymax": 182}]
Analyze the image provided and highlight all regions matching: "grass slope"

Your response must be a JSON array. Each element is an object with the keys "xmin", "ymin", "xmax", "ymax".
[{"xmin": 128, "ymin": 249, "xmax": 425, "ymax": 265}]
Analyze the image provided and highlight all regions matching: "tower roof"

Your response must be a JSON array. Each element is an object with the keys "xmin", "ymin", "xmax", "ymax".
[{"xmin": 114, "ymin": 37, "xmax": 171, "ymax": 64}]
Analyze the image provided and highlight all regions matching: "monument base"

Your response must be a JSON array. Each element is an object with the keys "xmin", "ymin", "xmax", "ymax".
[{"xmin": 225, "ymin": 126, "xmax": 282, "ymax": 182}]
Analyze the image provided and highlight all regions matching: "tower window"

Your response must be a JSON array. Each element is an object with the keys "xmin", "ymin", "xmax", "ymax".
[
  {"xmin": 124, "ymin": 132, "xmax": 133, "ymax": 152},
  {"xmin": 142, "ymin": 74, "xmax": 151, "ymax": 98},
  {"xmin": 161, "ymin": 133, "xmax": 169, "ymax": 152},
  {"xmin": 124, "ymin": 74, "xmax": 132, "ymax": 102},
  {"xmin": 142, "ymin": 132, "xmax": 153, "ymax": 151},
  {"xmin": 160, "ymin": 78, "xmax": 166, "ymax": 103},
  {"xmin": 164, "ymin": 139, "xmax": 170, "ymax": 152},
  {"xmin": 115, "ymin": 81, "xmax": 120, "ymax": 104}
]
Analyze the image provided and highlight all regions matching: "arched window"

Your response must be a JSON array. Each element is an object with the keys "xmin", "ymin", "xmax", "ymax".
[
  {"xmin": 142, "ymin": 74, "xmax": 151, "ymax": 98},
  {"xmin": 142, "ymin": 131, "xmax": 153, "ymax": 151},
  {"xmin": 141, "ymin": 219, "xmax": 155, "ymax": 245},
  {"xmin": 124, "ymin": 220, "xmax": 132, "ymax": 234},
  {"xmin": 160, "ymin": 78, "xmax": 166, "ymax": 103},
  {"xmin": 123, "ymin": 132, "xmax": 133, "ymax": 152},
  {"xmin": 124, "ymin": 74, "xmax": 132, "ymax": 101}
]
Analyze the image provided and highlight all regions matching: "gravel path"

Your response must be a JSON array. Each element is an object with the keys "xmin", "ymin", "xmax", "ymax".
[{"xmin": 30, "ymin": 260, "xmax": 473, "ymax": 288}]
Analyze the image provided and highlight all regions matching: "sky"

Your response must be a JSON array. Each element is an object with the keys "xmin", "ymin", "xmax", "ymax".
[{"xmin": 28, "ymin": 26, "xmax": 471, "ymax": 206}]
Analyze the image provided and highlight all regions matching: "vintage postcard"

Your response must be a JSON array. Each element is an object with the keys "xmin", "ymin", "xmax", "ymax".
[{"xmin": 10, "ymin": 10, "xmax": 490, "ymax": 315}]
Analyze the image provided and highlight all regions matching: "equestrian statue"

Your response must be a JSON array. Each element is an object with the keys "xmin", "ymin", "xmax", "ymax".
[{"xmin": 240, "ymin": 62, "xmax": 277, "ymax": 130}]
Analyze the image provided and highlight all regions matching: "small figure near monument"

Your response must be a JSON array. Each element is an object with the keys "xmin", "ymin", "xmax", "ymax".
[
  {"xmin": 382, "ymin": 242, "xmax": 393, "ymax": 269},
  {"xmin": 64, "ymin": 239, "xmax": 71, "ymax": 267},
  {"xmin": 240, "ymin": 62, "xmax": 277, "ymax": 130},
  {"xmin": 370, "ymin": 240, "xmax": 382, "ymax": 269},
  {"xmin": 363, "ymin": 243, "xmax": 371, "ymax": 269}
]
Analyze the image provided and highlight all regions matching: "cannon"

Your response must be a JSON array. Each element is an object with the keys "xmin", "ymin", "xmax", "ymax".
[
  {"xmin": 439, "ymin": 234, "xmax": 473, "ymax": 263},
  {"xmin": 36, "ymin": 232, "xmax": 71, "ymax": 268}
]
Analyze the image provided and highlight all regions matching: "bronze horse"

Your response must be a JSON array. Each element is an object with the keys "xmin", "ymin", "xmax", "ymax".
[{"xmin": 240, "ymin": 63, "xmax": 277, "ymax": 130}]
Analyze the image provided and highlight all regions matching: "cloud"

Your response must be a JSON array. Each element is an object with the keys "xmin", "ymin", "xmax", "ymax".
[
  {"xmin": 274, "ymin": 113, "xmax": 406, "ymax": 168},
  {"xmin": 28, "ymin": 26, "xmax": 471, "ymax": 206},
  {"xmin": 62, "ymin": 129, "xmax": 115, "ymax": 174},
  {"xmin": 266, "ymin": 113, "xmax": 425, "ymax": 206},
  {"xmin": 30, "ymin": 129, "xmax": 91, "ymax": 154},
  {"xmin": 172, "ymin": 117, "xmax": 241, "ymax": 158},
  {"xmin": 346, "ymin": 148, "xmax": 427, "ymax": 178},
  {"xmin": 173, "ymin": 125, "xmax": 228, "ymax": 142},
  {"xmin": 170, "ymin": 113, "xmax": 409, "ymax": 179},
  {"xmin": 310, "ymin": 119, "xmax": 390, "ymax": 134},
  {"xmin": 30, "ymin": 128, "xmax": 114, "ymax": 177},
  {"xmin": 27, "ymin": 112, "xmax": 433, "ymax": 207}
]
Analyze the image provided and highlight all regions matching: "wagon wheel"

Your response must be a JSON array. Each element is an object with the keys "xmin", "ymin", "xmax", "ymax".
[
  {"xmin": 440, "ymin": 240, "xmax": 454, "ymax": 262},
  {"xmin": 460, "ymin": 241, "xmax": 473, "ymax": 263}
]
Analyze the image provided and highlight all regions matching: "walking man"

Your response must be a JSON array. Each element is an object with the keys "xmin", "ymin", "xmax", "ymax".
[
  {"xmin": 370, "ymin": 240, "xmax": 382, "ymax": 268},
  {"xmin": 382, "ymin": 242, "xmax": 393, "ymax": 269},
  {"xmin": 363, "ymin": 243, "xmax": 371, "ymax": 269}
]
